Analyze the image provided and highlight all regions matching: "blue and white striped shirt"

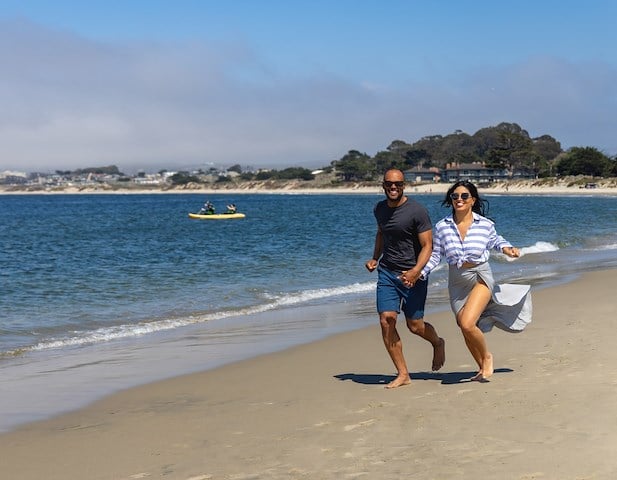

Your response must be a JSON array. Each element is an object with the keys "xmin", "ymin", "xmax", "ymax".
[{"xmin": 421, "ymin": 212, "xmax": 511, "ymax": 276}]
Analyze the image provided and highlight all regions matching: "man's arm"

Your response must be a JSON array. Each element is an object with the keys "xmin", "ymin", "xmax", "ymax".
[
  {"xmin": 365, "ymin": 228, "xmax": 383, "ymax": 272},
  {"xmin": 402, "ymin": 229, "xmax": 432, "ymax": 284}
]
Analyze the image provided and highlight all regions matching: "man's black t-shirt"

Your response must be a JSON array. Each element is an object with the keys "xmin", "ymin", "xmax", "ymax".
[{"xmin": 373, "ymin": 198, "xmax": 432, "ymax": 272}]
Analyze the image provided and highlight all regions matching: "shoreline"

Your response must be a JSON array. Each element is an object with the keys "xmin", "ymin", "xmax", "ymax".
[
  {"xmin": 2, "ymin": 179, "xmax": 617, "ymax": 196},
  {"xmin": 2, "ymin": 268, "xmax": 617, "ymax": 479}
]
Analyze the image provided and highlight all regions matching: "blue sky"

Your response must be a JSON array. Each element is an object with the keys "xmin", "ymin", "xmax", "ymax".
[{"xmin": 1, "ymin": 1, "xmax": 616, "ymax": 173}]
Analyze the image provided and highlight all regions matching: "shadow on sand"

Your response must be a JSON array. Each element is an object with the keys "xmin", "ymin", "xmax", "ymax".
[{"xmin": 334, "ymin": 368, "xmax": 513, "ymax": 386}]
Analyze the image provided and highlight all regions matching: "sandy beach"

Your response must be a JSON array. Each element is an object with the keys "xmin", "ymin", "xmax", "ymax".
[
  {"xmin": 1, "ymin": 269, "xmax": 616, "ymax": 479},
  {"xmin": 2, "ymin": 178, "xmax": 617, "ymax": 196}
]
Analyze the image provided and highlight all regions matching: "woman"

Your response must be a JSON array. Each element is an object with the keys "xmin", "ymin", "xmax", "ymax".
[{"xmin": 419, "ymin": 180, "xmax": 532, "ymax": 381}]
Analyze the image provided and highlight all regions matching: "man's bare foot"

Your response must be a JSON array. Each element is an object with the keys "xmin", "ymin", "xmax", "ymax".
[
  {"xmin": 385, "ymin": 375, "xmax": 411, "ymax": 389},
  {"xmin": 432, "ymin": 337, "xmax": 446, "ymax": 371}
]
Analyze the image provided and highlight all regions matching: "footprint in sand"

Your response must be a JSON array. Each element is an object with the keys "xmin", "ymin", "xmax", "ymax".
[
  {"xmin": 519, "ymin": 473, "xmax": 546, "ymax": 479},
  {"xmin": 314, "ymin": 421, "xmax": 332, "ymax": 427},
  {"xmin": 344, "ymin": 419, "xmax": 376, "ymax": 431}
]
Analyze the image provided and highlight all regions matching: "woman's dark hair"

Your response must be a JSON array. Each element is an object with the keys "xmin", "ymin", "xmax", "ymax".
[{"xmin": 442, "ymin": 180, "xmax": 489, "ymax": 217}]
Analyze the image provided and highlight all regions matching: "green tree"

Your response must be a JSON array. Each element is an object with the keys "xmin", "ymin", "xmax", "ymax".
[
  {"xmin": 332, "ymin": 150, "xmax": 373, "ymax": 181},
  {"xmin": 373, "ymin": 150, "xmax": 402, "ymax": 173},
  {"xmin": 74, "ymin": 165, "xmax": 122, "ymax": 175},
  {"xmin": 472, "ymin": 122, "xmax": 532, "ymax": 168},
  {"xmin": 403, "ymin": 148, "xmax": 430, "ymax": 168},
  {"xmin": 276, "ymin": 167, "xmax": 314, "ymax": 180},
  {"xmin": 169, "ymin": 172, "xmax": 201, "ymax": 185},
  {"xmin": 556, "ymin": 147, "xmax": 612, "ymax": 176},
  {"xmin": 255, "ymin": 170, "xmax": 274, "ymax": 180},
  {"xmin": 437, "ymin": 131, "xmax": 476, "ymax": 165},
  {"xmin": 532, "ymin": 135, "xmax": 562, "ymax": 162},
  {"xmin": 407, "ymin": 135, "xmax": 444, "ymax": 166},
  {"xmin": 485, "ymin": 148, "xmax": 508, "ymax": 169}
]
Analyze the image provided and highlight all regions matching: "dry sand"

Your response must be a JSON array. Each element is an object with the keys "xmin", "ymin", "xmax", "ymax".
[
  {"xmin": 1, "ymin": 269, "xmax": 617, "ymax": 479},
  {"xmin": 2, "ymin": 180, "xmax": 617, "ymax": 196}
]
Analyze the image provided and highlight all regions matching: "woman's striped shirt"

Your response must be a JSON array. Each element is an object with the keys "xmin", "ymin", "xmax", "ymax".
[{"xmin": 421, "ymin": 212, "xmax": 511, "ymax": 276}]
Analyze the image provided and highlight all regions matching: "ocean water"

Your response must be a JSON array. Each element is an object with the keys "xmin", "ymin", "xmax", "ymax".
[{"xmin": 1, "ymin": 192, "xmax": 616, "ymax": 431}]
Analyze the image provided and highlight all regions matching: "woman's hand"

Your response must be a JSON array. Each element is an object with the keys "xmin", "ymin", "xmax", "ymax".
[{"xmin": 399, "ymin": 269, "xmax": 420, "ymax": 287}]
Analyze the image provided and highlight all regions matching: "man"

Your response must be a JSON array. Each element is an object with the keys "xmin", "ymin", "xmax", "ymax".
[{"xmin": 365, "ymin": 169, "xmax": 445, "ymax": 388}]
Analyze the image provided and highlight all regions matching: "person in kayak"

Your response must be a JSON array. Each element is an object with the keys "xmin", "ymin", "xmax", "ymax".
[{"xmin": 199, "ymin": 201, "xmax": 215, "ymax": 215}]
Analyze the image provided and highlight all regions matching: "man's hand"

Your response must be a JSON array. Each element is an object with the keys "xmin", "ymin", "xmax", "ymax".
[
  {"xmin": 399, "ymin": 269, "xmax": 420, "ymax": 287},
  {"xmin": 365, "ymin": 259, "xmax": 378, "ymax": 272}
]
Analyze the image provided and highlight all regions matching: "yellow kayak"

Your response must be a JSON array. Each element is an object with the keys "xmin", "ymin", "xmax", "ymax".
[{"xmin": 188, "ymin": 212, "xmax": 246, "ymax": 220}]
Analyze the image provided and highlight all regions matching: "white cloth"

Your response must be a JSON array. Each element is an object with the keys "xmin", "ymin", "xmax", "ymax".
[{"xmin": 448, "ymin": 262, "xmax": 532, "ymax": 333}]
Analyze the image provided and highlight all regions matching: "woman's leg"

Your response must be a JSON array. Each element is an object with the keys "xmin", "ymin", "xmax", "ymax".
[{"xmin": 456, "ymin": 281, "xmax": 493, "ymax": 380}]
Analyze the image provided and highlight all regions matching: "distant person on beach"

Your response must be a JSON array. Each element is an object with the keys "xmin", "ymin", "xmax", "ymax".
[
  {"xmin": 365, "ymin": 168, "xmax": 446, "ymax": 389},
  {"xmin": 421, "ymin": 180, "xmax": 532, "ymax": 381}
]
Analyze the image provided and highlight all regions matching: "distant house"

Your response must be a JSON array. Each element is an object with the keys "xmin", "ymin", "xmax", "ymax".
[
  {"xmin": 0, "ymin": 170, "xmax": 28, "ymax": 184},
  {"xmin": 510, "ymin": 169, "xmax": 537, "ymax": 180},
  {"xmin": 442, "ymin": 162, "xmax": 508, "ymax": 183},
  {"xmin": 403, "ymin": 167, "xmax": 441, "ymax": 183}
]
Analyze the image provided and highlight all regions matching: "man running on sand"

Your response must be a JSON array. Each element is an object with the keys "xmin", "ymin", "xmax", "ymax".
[{"xmin": 365, "ymin": 168, "xmax": 445, "ymax": 388}]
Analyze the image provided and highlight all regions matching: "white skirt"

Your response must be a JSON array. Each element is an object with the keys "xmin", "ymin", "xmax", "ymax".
[{"xmin": 448, "ymin": 262, "xmax": 532, "ymax": 333}]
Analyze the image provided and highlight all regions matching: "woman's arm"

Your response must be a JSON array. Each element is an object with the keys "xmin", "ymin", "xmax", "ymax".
[
  {"xmin": 488, "ymin": 222, "xmax": 511, "ymax": 252},
  {"xmin": 420, "ymin": 227, "xmax": 443, "ymax": 278}
]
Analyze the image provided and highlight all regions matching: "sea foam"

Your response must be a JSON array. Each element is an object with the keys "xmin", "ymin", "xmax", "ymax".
[
  {"xmin": 9, "ymin": 281, "xmax": 377, "ymax": 356},
  {"xmin": 504, "ymin": 241, "xmax": 559, "ymax": 261}
]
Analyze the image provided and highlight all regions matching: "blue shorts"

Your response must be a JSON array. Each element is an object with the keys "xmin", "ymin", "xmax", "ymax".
[{"xmin": 376, "ymin": 266, "xmax": 428, "ymax": 320}]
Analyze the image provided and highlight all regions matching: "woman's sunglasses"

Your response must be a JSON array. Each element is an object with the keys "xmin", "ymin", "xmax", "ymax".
[
  {"xmin": 383, "ymin": 181, "xmax": 404, "ymax": 188},
  {"xmin": 450, "ymin": 192, "xmax": 471, "ymax": 200}
]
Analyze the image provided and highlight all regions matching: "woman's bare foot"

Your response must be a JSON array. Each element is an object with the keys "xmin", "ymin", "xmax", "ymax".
[
  {"xmin": 432, "ymin": 338, "xmax": 446, "ymax": 371},
  {"xmin": 481, "ymin": 353, "xmax": 494, "ymax": 379},
  {"xmin": 385, "ymin": 374, "xmax": 411, "ymax": 389},
  {"xmin": 471, "ymin": 353, "xmax": 493, "ymax": 382}
]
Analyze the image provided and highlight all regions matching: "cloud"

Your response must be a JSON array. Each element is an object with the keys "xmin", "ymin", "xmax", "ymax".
[{"xmin": 1, "ymin": 20, "xmax": 615, "ymax": 173}]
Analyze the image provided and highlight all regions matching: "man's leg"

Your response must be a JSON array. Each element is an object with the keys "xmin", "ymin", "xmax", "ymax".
[
  {"xmin": 407, "ymin": 318, "xmax": 445, "ymax": 371},
  {"xmin": 403, "ymin": 278, "xmax": 445, "ymax": 371},
  {"xmin": 380, "ymin": 311, "xmax": 411, "ymax": 388}
]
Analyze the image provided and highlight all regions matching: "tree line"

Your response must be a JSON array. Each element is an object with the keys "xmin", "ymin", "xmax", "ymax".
[
  {"xmin": 59, "ymin": 122, "xmax": 614, "ymax": 185},
  {"xmin": 194, "ymin": 122, "xmax": 615, "ymax": 184},
  {"xmin": 331, "ymin": 122, "xmax": 617, "ymax": 182},
  {"xmin": 169, "ymin": 165, "xmax": 316, "ymax": 185}
]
